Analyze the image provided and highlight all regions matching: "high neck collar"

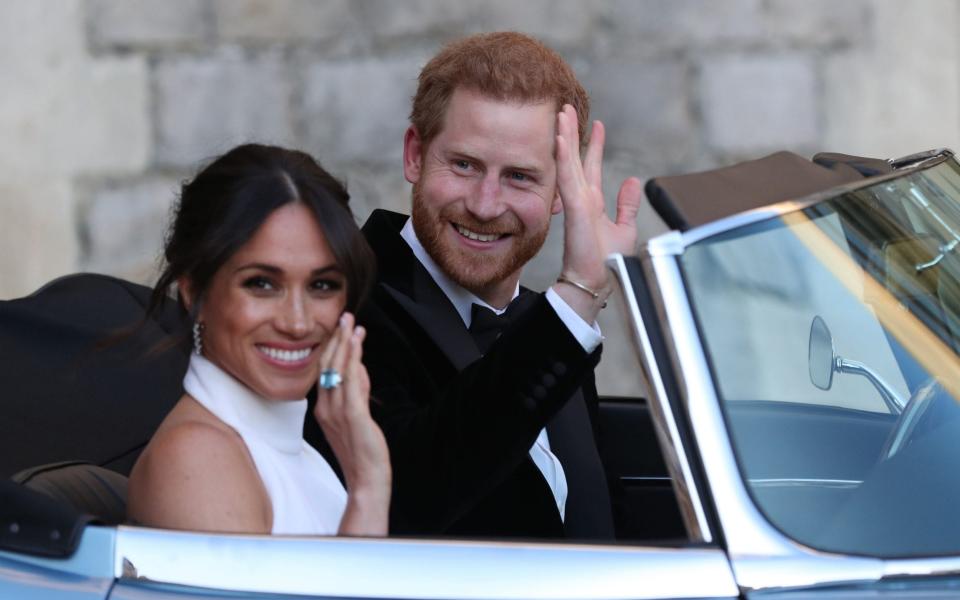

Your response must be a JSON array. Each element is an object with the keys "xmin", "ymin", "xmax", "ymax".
[{"xmin": 183, "ymin": 354, "xmax": 307, "ymax": 455}]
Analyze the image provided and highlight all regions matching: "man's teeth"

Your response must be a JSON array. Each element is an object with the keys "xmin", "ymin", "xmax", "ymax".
[
  {"xmin": 456, "ymin": 225, "xmax": 501, "ymax": 242},
  {"xmin": 259, "ymin": 346, "xmax": 311, "ymax": 362}
]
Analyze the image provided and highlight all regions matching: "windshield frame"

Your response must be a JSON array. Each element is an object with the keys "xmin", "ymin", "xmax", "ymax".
[{"xmin": 632, "ymin": 148, "xmax": 960, "ymax": 587}]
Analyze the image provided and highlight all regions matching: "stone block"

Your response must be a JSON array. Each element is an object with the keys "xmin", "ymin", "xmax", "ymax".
[
  {"xmin": 214, "ymin": 0, "xmax": 354, "ymax": 43},
  {"xmin": 0, "ymin": 1, "xmax": 86, "ymax": 70},
  {"xmin": 597, "ymin": 0, "xmax": 764, "ymax": 57},
  {"xmin": 86, "ymin": 0, "xmax": 208, "ymax": 50},
  {"xmin": 464, "ymin": 1, "xmax": 598, "ymax": 48},
  {"xmin": 351, "ymin": 0, "xmax": 472, "ymax": 40},
  {"xmin": 584, "ymin": 60, "xmax": 696, "ymax": 166},
  {"xmin": 824, "ymin": 0, "xmax": 960, "ymax": 157},
  {"xmin": 300, "ymin": 57, "xmax": 419, "ymax": 164},
  {"xmin": 595, "ymin": 295, "xmax": 646, "ymax": 397},
  {"xmin": 762, "ymin": 0, "xmax": 869, "ymax": 47},
  {"xmin": 78, "ymin": 176, "xmax": 180, "ymax": 285},
  {"xmin": 154, "ymin": 49, "xmax": 296, "ymax": 169},
  {"xmin": 0, "ymin": 55, "xmax": 149, "ymax": 177},
  {"xmin": 335, "ymin": 165, "xmax": 411, "ymax": 226},
  {"xmin": 0, "ymin": 181, "xmax": 79, "ymax": 299},
  {"xmin": 700, "ymin": 54, "xmax": 818, "ymax": 154}
]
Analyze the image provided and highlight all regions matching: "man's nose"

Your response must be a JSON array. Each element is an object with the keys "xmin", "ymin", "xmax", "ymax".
[{"xmin": 464, "ymin": 173, "xmax": 506, "ymax": 221}]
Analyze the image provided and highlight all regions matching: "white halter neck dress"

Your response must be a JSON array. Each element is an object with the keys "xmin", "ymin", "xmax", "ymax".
[{"xmin": 183, "ymin": 354, "xmax": 347, "ymax": 535}]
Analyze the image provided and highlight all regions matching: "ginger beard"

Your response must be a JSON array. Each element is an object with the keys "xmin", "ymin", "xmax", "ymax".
[{"xmin": 411, "ymin": 180, "xmax": 550, "ymax": 295}]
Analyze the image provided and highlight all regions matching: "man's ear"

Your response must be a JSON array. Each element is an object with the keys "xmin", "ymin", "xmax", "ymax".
[
  {"xmin": 551, "ymin": 191, "xmax": 563, "ymax": 215},
  {"xmin": 402, "ymin": 125, "xmax": 424, "ymax": 184}
]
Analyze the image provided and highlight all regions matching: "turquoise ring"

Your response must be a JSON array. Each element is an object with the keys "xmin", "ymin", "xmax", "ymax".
[{"xmin": 319, "ymin": 368, "xmax": 342, "ymax": 390}]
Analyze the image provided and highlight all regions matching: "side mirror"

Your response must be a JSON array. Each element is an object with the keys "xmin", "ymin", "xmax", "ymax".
[
  {"xmin": 808, "ymin": 315, "xmax": 835, "ymax": 390},
  {"xmin": 807, "ymin": 315, "xmax": 905, "ymax": 413}
]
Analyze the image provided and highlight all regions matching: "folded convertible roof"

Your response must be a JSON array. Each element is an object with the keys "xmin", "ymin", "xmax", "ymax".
[{"xmin": 645, "ymin": 151, "xmax": 892, "ymax": 232}]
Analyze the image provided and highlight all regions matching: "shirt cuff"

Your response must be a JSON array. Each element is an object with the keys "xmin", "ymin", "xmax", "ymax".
[{"xmin": 545, "ymin": 287, "xmax": 602, "ymax": 353}]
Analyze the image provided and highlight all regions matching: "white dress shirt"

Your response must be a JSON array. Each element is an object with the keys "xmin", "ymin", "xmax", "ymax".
[{"xmin": 400, "ymin": 220, "xmax": 602, "ymax": 521}]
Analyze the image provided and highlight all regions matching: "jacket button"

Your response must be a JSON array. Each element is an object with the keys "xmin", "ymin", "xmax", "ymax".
[
  {"xmin": 532, "ymin": 385, "xmax": 547, "ymax": 400},
  {"xmin": 542, "ymin": 373, "xmax": 557, "ymax": 387},
  {"xmin": 552, "ymin": 362, "xmax": 567, "ymax": 376}
]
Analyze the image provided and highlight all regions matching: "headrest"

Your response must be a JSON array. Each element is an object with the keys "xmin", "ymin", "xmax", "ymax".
[{"xmin": 14, "ymin": 461, "xmax": 128, "ymax": 526}]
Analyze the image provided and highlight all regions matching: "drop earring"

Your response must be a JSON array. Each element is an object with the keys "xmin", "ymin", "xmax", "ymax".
[{"xmin": 193, "ymin": 321, "xmax": 206, "ymax": 356}]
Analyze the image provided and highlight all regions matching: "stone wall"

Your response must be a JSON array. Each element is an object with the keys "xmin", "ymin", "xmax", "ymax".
[{"xmin": 2, "ymin": 1, "xmax": 958, "ymax": 395}]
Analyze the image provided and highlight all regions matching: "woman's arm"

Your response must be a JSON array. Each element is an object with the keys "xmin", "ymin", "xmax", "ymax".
[
  {"xmin": 314, "ymin": 313, "xmax": 392, "ymax": 536},
  {"xmin": 128, "ymin": 417, "xmax": 272, "ymax": 533}
]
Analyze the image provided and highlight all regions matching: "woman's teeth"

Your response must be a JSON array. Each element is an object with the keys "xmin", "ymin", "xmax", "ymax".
[
  {"xmin": 456, "ymin": 224, "xmax": 501, "ymax": 242},
  {"xmin": 258, "ymin": 346, "xmax": 311, "ymax": 362}
]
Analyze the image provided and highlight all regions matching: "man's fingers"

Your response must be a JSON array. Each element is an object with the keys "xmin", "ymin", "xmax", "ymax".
[
  {"xmin": 583, "ymin": 120, "xmax": 605, "ymax": 190},
  {"xmin": 615, "ymin": 177, "xmax": 643, "ymax": 227}
]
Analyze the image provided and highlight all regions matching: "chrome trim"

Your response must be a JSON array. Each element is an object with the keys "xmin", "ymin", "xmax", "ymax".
[
  {"xmin": 884, "ymin": 557, "xmax": 960, "ymax": 579},
  {"xmin": 889, "ymin": 148, "xmax": 953, "ymax": 169},
  {"xmin": 115, "ymin": 526, "xmax": 739, "ymax": 599},
  {"xmin": 835, "ymin": 357, "xmax": 905, "ymax": 413},
  {"xmin": 749, "ymin": 479, "xmax": 861, "ymax": 489},
  {"xmin": 643, "ymin": 250, "xmax": 885, "ymax": 591},
  {"xmin": 607, "ymin": 254, "xmax": 713, "ymax": 543},
  {"xmin": 644, "ymin": 149, "xmax": 955, "ymax": 251}
]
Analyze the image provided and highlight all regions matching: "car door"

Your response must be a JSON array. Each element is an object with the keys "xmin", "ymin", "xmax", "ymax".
[{"xmin": 626, "ymin": 153, "xmax": 960, "ymax": 598}]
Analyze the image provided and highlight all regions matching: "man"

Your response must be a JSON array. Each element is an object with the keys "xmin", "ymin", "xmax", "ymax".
[{"xmin": 310, "ymin": 32, "xmax": 641, "ymax": 539}]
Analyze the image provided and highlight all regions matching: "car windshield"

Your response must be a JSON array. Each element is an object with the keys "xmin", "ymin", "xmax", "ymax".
[{"xmin": 680, "ymin": 155, "xmax": 960, "ymax": 558}]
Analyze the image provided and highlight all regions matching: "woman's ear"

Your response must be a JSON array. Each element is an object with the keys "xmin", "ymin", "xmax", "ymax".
[{"xmin": 178, "ymin": 277, "xmax": 196, "ymax": 314}]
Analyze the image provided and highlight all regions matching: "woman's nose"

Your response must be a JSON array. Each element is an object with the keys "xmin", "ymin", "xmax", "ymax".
[{"xmin": 277, "ymin": 292, "xmax": 310, "ymax": 337}]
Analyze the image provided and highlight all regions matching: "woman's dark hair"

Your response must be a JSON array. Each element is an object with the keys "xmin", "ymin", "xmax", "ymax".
[{"xmin": 148, "ymin": 144, "xmax": 375, "ymax": 345}]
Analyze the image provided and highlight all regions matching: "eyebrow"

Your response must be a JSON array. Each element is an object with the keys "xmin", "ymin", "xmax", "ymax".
[{"xmin": 234, "ymin": 263, "xmax": 343, "ymax": 276}]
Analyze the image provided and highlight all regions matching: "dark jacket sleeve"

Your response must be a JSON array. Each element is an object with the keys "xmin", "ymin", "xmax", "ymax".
[{"xmin": 356, "ymin": 293, "xmax": 601, "ymax": 534}]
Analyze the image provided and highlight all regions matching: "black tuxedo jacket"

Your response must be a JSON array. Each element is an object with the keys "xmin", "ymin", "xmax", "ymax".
[{"xmin": 307, "ymin": 210, "xmax": 614, "ymax": 540}]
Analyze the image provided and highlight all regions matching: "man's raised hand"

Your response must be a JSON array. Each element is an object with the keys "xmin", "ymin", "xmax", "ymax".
[{"xmin": 554, "ymin": 104, "xmax": 642, "ymax": 323}]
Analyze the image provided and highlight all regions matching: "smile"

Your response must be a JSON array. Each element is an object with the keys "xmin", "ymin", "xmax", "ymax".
[
  {"xmin": 455, "ymin": 224, "xmax": 503, "ymax": 242},
  {"xmin": 256, "ymin": 345, "xmax": 313, "ymax": 363}
]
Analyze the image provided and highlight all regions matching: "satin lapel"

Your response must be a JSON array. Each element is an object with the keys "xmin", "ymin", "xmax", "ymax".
[
  {"xmin": 365, "ymin": 210, "xmax": 481, "ymax": 371},
  {"xmin": 382, "ymin": 264, "xmax": 480, "ymax": 372}
]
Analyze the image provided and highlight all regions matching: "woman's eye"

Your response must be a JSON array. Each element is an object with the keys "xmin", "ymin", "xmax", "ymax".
[
  {"xmin": 242, "ymin": 276, "xmax": 275, "ymax": 291},
  {"xmin": 312, "ymin": 279, "xmax": 344, "ymax": 293}
]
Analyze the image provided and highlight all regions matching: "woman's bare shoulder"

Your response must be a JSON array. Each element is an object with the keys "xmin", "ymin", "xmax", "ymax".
[{"xmin": 128, "ymin": 396, "xmax": 271, "ymax": 533}]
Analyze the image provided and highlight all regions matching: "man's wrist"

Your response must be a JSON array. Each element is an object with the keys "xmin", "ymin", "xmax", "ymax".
[
  {"xmin": 545, "ymin": 287, "xmax": 603, "ymax": 352},
  {"xmin": 555, "ymin": 274, "xmax": 608, "ymax": 309}
]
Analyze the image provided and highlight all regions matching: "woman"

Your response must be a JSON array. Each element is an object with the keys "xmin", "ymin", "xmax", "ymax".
[{"xmin": 127, "ymin": 144, "xmax": 390, "ymax": 536}]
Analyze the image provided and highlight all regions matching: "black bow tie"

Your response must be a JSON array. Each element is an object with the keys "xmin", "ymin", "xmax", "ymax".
[{"xmin": 468, "ymin": 293, "xmax": 534, "ymax": 355}]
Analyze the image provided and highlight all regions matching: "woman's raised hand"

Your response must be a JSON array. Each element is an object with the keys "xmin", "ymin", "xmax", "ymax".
[{"xmin": 314, "ymin": 312, "xmax": 391, "ymax": 536}]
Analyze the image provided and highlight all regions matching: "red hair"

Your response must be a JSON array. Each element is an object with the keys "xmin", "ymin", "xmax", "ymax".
[{"xmin": 410, "ymin": 32, "xmax": 590, "ymax": 148}]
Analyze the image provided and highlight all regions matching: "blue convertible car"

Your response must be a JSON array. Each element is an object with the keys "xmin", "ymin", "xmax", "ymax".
[{"xmin": 3, "ymin": 149, "xmax": 960, "ymax": 599}]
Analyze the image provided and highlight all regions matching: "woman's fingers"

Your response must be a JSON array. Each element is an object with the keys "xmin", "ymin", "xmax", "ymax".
[
  {"xmin": 342, "ymin": 325, "xmax": 369, "ymax": 417},
  {"xmin": 315, "ymin": 312, "xmax": 353, "ymax": 422}
]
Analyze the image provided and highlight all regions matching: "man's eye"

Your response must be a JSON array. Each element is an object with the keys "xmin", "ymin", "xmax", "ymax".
[
  {"xmin": 243, "ymin": 276, "xmax": 274, "ymax": 291},
  {"xmin": 509, "ymin": 171, "xmax": 529, "ymax": 182},
  {"xmin": 454, "ymin": 159, "xmax": 471, "ymax": 170}
]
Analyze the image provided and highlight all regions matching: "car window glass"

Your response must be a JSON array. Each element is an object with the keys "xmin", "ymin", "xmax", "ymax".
[{"xmin": 680, "ymin": 158, "xmax": 960, "ymax": 557}]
